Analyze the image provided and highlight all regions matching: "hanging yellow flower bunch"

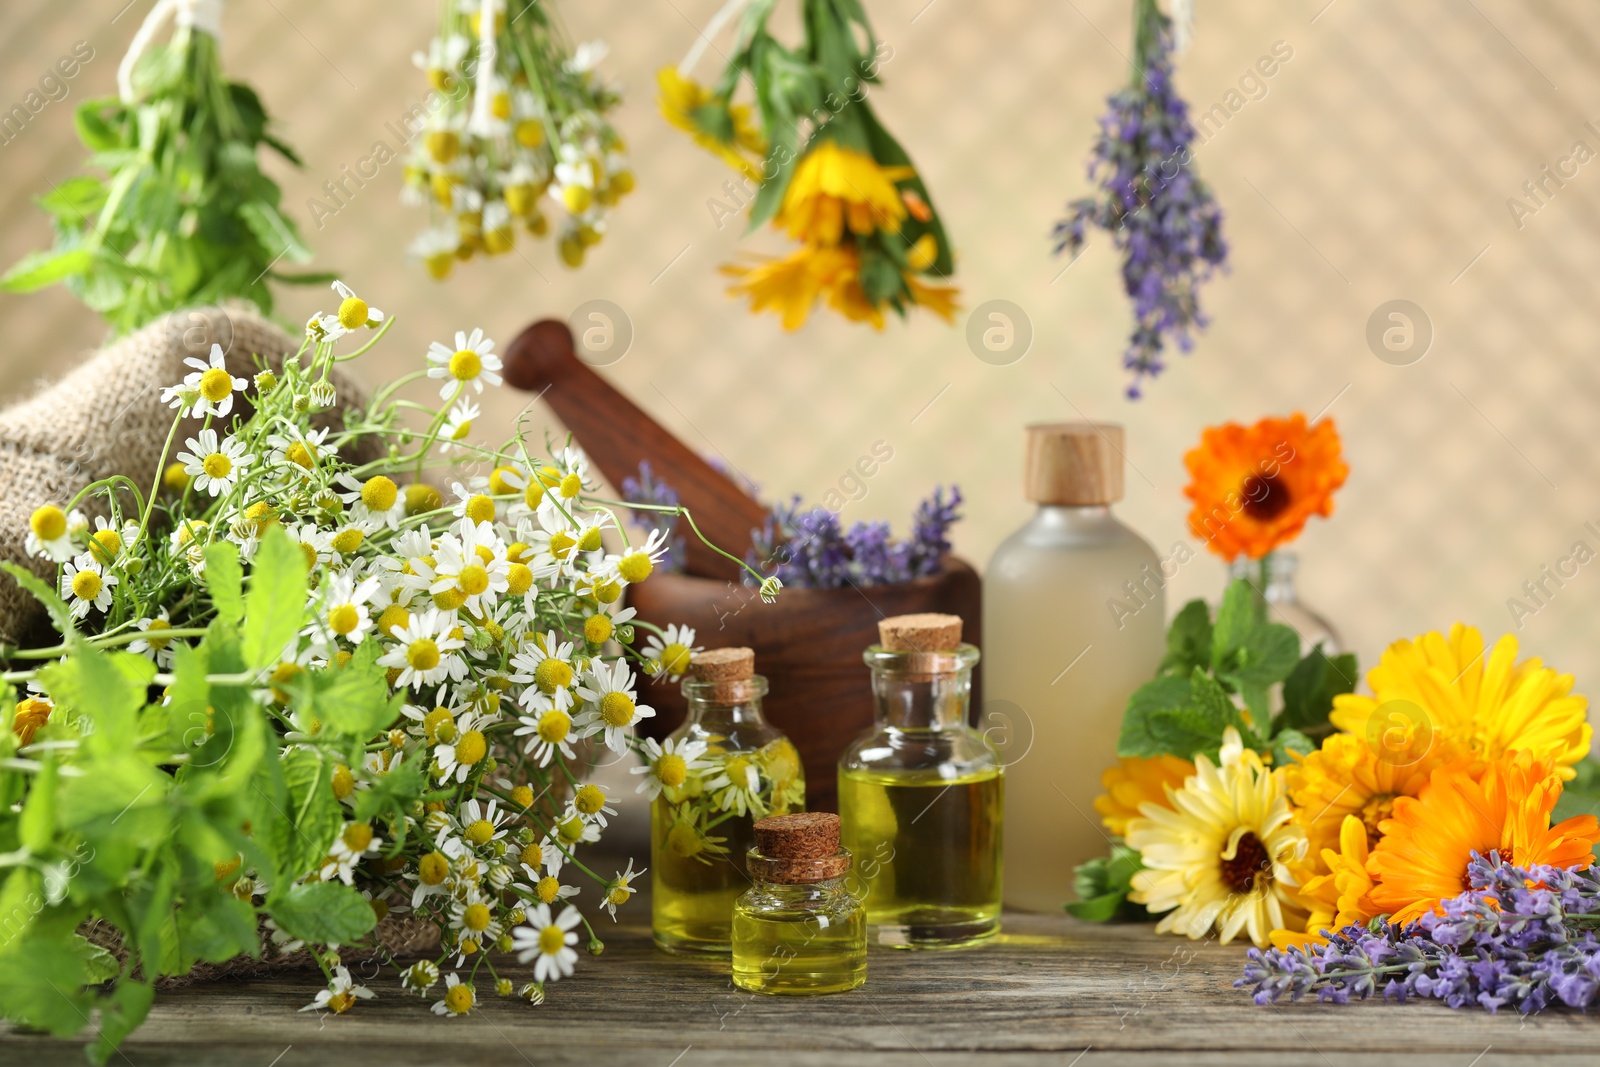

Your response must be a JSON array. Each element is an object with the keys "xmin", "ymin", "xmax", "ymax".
[
  {"xmin": 404, "ymin": 0, "xmax": 633, "ymax": 276},
  {"xmin": 658, "ymin": 0, "xmax": 958, "ymax": 330}
]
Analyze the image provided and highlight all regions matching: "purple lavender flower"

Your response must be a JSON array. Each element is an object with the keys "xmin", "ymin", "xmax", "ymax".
[
  {"xmin": 1052, "ymin": 0, "xmax": 1226, "ymax": 398},
  {"xmin": 1237, "ymin": 853, "xmax": 1600, "ymax": 1014},
  {"xmin": 746, "ymin": 486, "xmax": 963, "ymax": 590}
]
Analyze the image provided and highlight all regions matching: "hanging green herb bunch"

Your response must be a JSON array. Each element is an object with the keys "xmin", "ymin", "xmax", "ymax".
[{"xmin": 0, "ymin": 1, "xmax": 324, "ymax": 336}]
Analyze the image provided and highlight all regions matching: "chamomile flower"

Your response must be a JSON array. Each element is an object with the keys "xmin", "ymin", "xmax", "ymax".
[
  {"xmin": 426, "ymin": 328, "xmax": 502, "ymax": 400},
  {"xmin": 448, "ymin": 889, "xmax": 503, "ymax": 956},
  {"xmin": 528, "ymin": 870, "xmax": 580, "ymax": 906},
  {"xmin": 433, "ymin": 710, "xmax": 489, "ymax": 784},
  {"xmin": 439, "ymin": 397, "xmax": 480, "ymax": 453},
  {"xmin": 431, "ymin": 972, "xmax": 476, "ymax": 1016},
  {"xmin": 567, "ymin": 782, "xmax": 617, "ymax": 828},
  {"xmin": 169, "ymin": 343, "xmax": 249, "ymax": 419},
  {"xmin": 604, "ymin": 527, "xmax": 671, "ymax": 588},
  {"xmin": 640, "ymin": 624, "xmax": 700, "ymax": 682},
  {"xmin": 513, "ymin": 706, "xmax": 576, "ymax": 767},
  {"xmin": 378, "ymin": 608, "xmax": 465, "ymax": 690},
  {"xmin": 299, "ymin": 966, "xmax": 374, "ymax": 1014},
  {"xmin": 424, "ymin": 521, "xmax": 509, "ymax": 616},
  {"xmin": 574, "ymin": 659, "xmax": 654, "ymax": 754},
  {"xmin": 705, "ymin": 750, "xmax": 766, "ymax": 818},
  {"xmin": 25, "ymin": 504, "xmax": 76, "ymax": 562},
  {"xmin": 410, "ymin": 227, "xmax": 461, "ymax": 279},
  {"xmin": 510, "ymin": 632, "xmax": 579, "ymax": 712},
  {"xmin": 84, "ymin": 516, "xmax": 139, "ymax": 567},
  {"xmin": 446, "ymin": 797, "xmax": 510, "ymax": 850},
  {"xmin": 631, "ymin": 737, "xmax": 711, "ymax": 800},
  {"xmin": 337, "ymin": 473, "xmax": 407, "ymax": 530},
  {"xmin": 60, "ymin": 554, "xmax": 116, "ymax": 619},
  {"xmin": 266, "ymin": 425, "xmax": 331, "ymax": 473},
  {"xmin": 600, "ymin": 858, "xmax": 644, "ymax": 921},
  {"xmin": 408, "ymin": 849, "xmax": 454, "ymax": 909},
  {"xmin": 320, "ymin": 820, "xmax": 383, "ymax": 886},
  {"xmin": 324, "ymin": 280, "xmax": 385, "ymax": 339},
  {"xmin": 129, "ymin": 611, "xmax": 179, "ymax": 668},
  {"xmin": 313, "ymin": 571, "xmax": 382, "ymax": 645},
  {"xmin": 581, "ymin": 604, "xmax": 635, "ymax": 647},
  {"xmin": 401, "ymin": 960, "xmax": 441, "ymax": 996},
  {"xmin": 178, "ymin": 429, "xmax": 254, "ymax": 498},
  {"xmin": 511, "ymin": 903, "xmax": 582, "ymax": 982},
  {"xmin": 759, "ymin": 576, "xmax": 783, "ymax": 603}
]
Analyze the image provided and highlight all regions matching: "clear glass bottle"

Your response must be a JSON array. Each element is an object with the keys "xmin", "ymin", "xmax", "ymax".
[
  {"xmin": 838, "ymin": 613, "xmax": 1003, "ymax": 949},
  {"xmin": 732, "ymin": 812, "xmax": 866, "ymax": 996},
  {"xmin": 652, "ymin": 647, "xmax": 804, "ymax": 956},
  {"xmin": 984, "ymin": 423, "xmax": 1165, "ymax": 912},
  {"xmin": 1227, "ymin": 550, "xmax": 1341, "ymax": 655}
]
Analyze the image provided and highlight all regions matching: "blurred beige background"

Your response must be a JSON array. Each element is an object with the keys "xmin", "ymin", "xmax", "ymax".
[{"xmin": 2, "ymin": 0, "xmax": 1599, "ymax": 700}]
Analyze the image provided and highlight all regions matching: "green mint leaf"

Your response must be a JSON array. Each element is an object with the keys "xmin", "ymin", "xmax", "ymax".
[
  {"xmin": 1160, "ymin": 598, "xmax": 1213, "ymax": 676},
  {"xmin": 1278, "ymin": 647, "xmax": 1358, "ymax": 735},
  {"xmin": 277, "ymin": 748, "xmax": 340, "ymax": 881},
  {"xmin": 0, "ymin": 561, "xmax": 77, "ymax": 637},
  {"xmin": 1270, "ymin": 728, "xmax": 1316, "ymax": 770},
  {"xmin": 0, "ymin": 937, "xmax": 91, "ymax": 1037},
  {"xmin": 269, "ymin": 882, "xmax": 377, "ymax": 946},
  {"xmin": 284, "ymin": 641, "xmax": 401, "ymax": 740},
  {"xmin": 1117, "ymin": 673, "xmax": 1192, "ymax": 757},
  {"xmin": 203, "ymin": 541, "xmax": 244, "ymax": 625},
  {"xmin": 242, "ymin": 524, "xmax": 308, "ymax": 670},
  {"xmin": 87, "ymin": 981, "xmax": 154, "ymax": 1067},
  {"xmin": 0, "ymin": 248, "xmax": 93, "ymax": 293}
]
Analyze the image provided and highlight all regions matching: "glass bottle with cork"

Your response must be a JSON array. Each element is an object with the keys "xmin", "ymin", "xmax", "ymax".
[
  {"xmin": 651, "ymin": 647, "xmax": 805, "ymax": 956},
  {"xmin": 837, "ymin": 612, "xmax": 1003, "ymax": 948},
  {"xmin": 984, "ymin": 422, "xmax": 1165, "ymax": 912},
  {"xmin": 731, "ymin": 812, "xmax": 867, "ymax": 995}
]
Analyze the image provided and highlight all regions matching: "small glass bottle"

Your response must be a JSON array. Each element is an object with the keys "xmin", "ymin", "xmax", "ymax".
[
  {"xmin": 732, "ymin": 812, "xmax": 867, "ymax": 995},
  {"xmin": 1227, "ymin": 550, "xmax": 1342, "ymax": 655},
  {"xmin": 838, "ymin": 613, "xmax": 1003, "ymax": 948},
  {"xmin": 652, "ymin": 647, "xmax": 805, "ymax": 956}
]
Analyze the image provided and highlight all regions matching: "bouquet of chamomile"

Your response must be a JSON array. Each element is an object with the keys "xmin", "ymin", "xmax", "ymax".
[{"xmin": 0, "ymin": 285, "xmax": 774, "ymax": 1061}]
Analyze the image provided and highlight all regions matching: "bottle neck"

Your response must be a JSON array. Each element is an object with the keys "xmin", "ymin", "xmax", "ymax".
[
  {"xmin": 863, "ymin": 645, "xmax": 980, "ymax": 731},
  {"xmin": 681, "ymin": 676, "xmax": 770, "ymax": 728},
  {"xmin": 1228, "ymin": 550, "xmax": 1300, "ymax": 604}
]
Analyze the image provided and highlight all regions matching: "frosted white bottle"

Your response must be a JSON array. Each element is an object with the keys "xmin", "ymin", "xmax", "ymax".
[{"xmin": 983, "ymin": 423, "xmax": 1165, "ymax": 912}]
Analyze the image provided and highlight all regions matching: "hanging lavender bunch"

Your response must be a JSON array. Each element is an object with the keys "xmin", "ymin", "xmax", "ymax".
[
  {"xmin": 1052, "ymin": 0, "xmax": 1226, "ymax": 398},
  {"xmin": 747, "ymin": 486, "xmax": 964, "ymax": 590},
  {"xmin": 1239, "ymin": 854, "xmax": 1600, "ymax": 1013}
]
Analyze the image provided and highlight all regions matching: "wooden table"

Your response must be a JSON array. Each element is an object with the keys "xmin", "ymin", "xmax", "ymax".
[{"xmin": 4, "ymin": 913, "xmax": 1597, "ymax": 1066}]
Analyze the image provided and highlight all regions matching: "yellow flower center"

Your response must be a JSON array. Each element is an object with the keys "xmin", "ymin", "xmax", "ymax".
[
  {"xmin": 574, "ymin": 784, "xmax": 606, "ymax": 815},
  {"xmin": 539, "ymin": 924, "xmax": 566, "ymax": 955},
  {"xmin": 199, "ymin": 366, "xmax": 234, "ymax": 402},
  {"xmin": 332, "ymin": 527, "xmax": 363, "ymax": 554},
  {"xmin": 449, "ymin": 349, "xmax": 482, "ymax": 381},
  {"xmin": 656, "ymin": 753, "xmax": 688, "ymax": 789},
  {"xmin": 342, "ymin": 822, "xmax": 374, "ymax": 853},
  {"xmin": 659, "ymin": 643, "xmax": 691, "ymax": 677},
  {"xmin": 462, "ymin": 902, "xmax": 492, "ymax": 932},
  {"xmin": 536, "ymin": 876, "xmax": 562, "ymax": 903},
  {"xmin": 328, "ymin": 603, "xmax": 361, "ymax": 635},
  {"xmin": 465, "ymin": 495, "xmax": 496, "ymax": 524},
  {"xmin": 71, "ymin": 569, "xmax": 103, "ymax": 601},
  {"xmin": 524, "ymin": 482, "xmax": 545, "ymax": 510},
  {"xmin": 458, "ymin": 564, "xmax": 489, "ymax": 596},
  {"xmin": 89, "ymin": 528, "xmax": 122, "ymax": 564},
  {"xmin": 361, "ymin": 476, "xmax": 398, "ymax": 512},
  {"xmin": 407, "ymin": 638, "xmax": 441, "ymax": 671},
  {"xmin": 418, "ymin": 850, "xmax": 450, "ymax": 885},
  {"xmin": 485, "ymin": 467, "xmax": 516, "ymax": 495},
  {"xmin": 584, "ymin": 614, "xmax": 612, "ymax": 644},
  {"xmin": 331, "ymin": 764, "xmax": 354, "ymax": 799},
  {"xmin": 29, "ymin": 505, "xmax": 65, "ymax": 542},
  {"xmin": 300, "ymin": 542, "xmax": 319, "ymax": 570},
  {"xmin": 666, "ymin": 820, "xmax": 705, "ymax": 858},
  {"xmin": 616, "ymin": 551, "xmax": 652, "ymax": 584},
  {"xmin": 465, "ymin": 818, "xmax": 496, "ymax": 846},
  {"xmin": 202, "ymin": 452, "xmax": 232, "ymax": 479},
  {"xmin": 520, "ymin": 843, "xmax": 543, "ymax": 870},
  {"xmin": 607, "ymin": 885, "xmax": 630, "ymax": 907},
  {"xmin": 286, "ymin": 440, "xmax": 317, "ymax": 469},
  {"xmin": 454, "ymin": 729, "xmax": 487, "ymax": 766},
  {"xmin": 163, "ymin": 463, "xmax": 190, "ymax": 493},
  {"xmin": 599, "ymin": 692, "xmax": 636, "ymax": 729},
  {"xmin": 377, "ymin": 604, "xmax": 410, "ymax": 638},
  {"xmin": 506, "ymin": 541, "xmax": 531, "ymax": 564},
  {"xmin": 405, "ymin": 483, "xmax": 443, "ymax": 515},
  {"xmin": 433, "ymin": 587, "xmax": 467, "ymax": 611},
  {"xmin": 444, "ymin": 982, "xmax": 474, "ymax": 1014},
  {"xmin": 560, "ymin": 472, "xmax": 582, "ymax": 499},
  {"xmin": 510, "ymin": 785, "xmax": 534, "ymax": 808},
  {"xmin": 724, "ymin": 755, "xmax": 754, "ymax": 789},
  {"xmin": 506, "ymin": 562, "xmax": 533, "ymax": 596},
  {"xmin": 594, "ymin": 580, "xmax": 621, "ymax": 604},
  {"xmin": 142, "ymin": 618, "xmax": 172, "ymax": 650},
  {"xmin": 537, "ymin": 710, "xmax": 571, "ymax": 744},
  {"xmin": 338, "ymin": 296, "xmax": 369, "ymax": 330},
  {"xmin": 327, "ymin": 990, "xmax": 356, "ymax": 1014},
  {"xmin": 557, "ymin": 815, "xmax": 585, "ymax": 845},
  {"xmin": 423, "ymin": 707, "xmax": 455, "ymax": 744},
  {"xmin": 577, "ymin": 527, "xmax": 602, "ymax": 553},
  {"xmin": 548, "ymin": 531, "xmax": 575, "ymax": 559},
  {"xmin": 534, "ymin": 658, "xmax": 573, "ymax": 693}
]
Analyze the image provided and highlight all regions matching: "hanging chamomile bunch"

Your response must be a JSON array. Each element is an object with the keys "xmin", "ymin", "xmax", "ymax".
[
  {"xmin": 404, "ymin": 0, "xmax": 633, "ymax": 276},
  {"xmin": 658, "ymin": 0, "xmax": 958, "ymax": 330},
  {"xmin": 0, "ymin": 0, "xmax": 324, "ymax": 335}
]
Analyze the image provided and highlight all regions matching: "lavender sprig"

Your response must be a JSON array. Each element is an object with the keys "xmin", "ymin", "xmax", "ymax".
[
  {"xmin": 1238, "ymin": 854, "xmax": 1600, "ymax": 1014},
  {"xmin": 620, "ymin": 460, "xmax": 686, "ymax": 572},
  {"xmin": 747, "ymin": 486, "xmax": 963, "ymax": 590},
  {"xmin": 1052, "ymin": 0, "xmax": 1227, "ymax": 398}
]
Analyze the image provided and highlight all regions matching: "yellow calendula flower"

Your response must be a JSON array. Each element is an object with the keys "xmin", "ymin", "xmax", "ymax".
[
  {"xmin": 1094, "ymin": 755, "xmax": 1195, "ymax": 838},
  {"xmin": 1329, "ymin": 623, "xmax": 1591, "ymax": 779},
  {"xmin": 723, "ymin": 243, "xmax": 957, "ymax": 331},
  {"xmin": 1126, "ymin": 727, "xmax": 1305, "ymax": 948},
  {"xmin": 777, "ymin": 141, "xmax": 913, "ymax": 245},
  {"xmin": 656, "ymin": 67, "xmax": 767, "ymax": 181},
  {"xmin": 1269, "ymin": 814, "xmax": 1377, "ymax": 951}
]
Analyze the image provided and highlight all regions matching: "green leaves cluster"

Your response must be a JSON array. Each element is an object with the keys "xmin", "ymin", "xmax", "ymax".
[
  {"xmin": 0, "ymin": 527, "xmax": 412, "ymax": 1062},
  {"xmin": 1117, "ymin": 579, "xmax": 1357, "ymax": 768},
  {"xmin": 0, "ymin": 26, "xmax": 328, "ymax": 335}
]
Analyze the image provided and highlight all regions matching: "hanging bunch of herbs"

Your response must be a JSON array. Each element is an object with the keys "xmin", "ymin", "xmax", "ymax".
[{"xmin": 0, "ymin": 4, "xmax": 326, "ymax": 335}]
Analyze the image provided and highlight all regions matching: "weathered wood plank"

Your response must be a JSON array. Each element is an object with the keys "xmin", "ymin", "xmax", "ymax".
[{"xmin": 3, "ymin": 914, "xmax": 1596, "ymax": 1066}]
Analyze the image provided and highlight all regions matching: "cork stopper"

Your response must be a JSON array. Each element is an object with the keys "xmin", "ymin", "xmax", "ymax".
[
  {"xmin": 688, "ymin": 647, "xmax": 757, "ymax": 702},
  {"xmin": 749, "ymin": 813, "xmax": 851, "ymax": 884},
  {"xmin": 1024, "ymin": 422, "xmax": 1125, "ymax": 505},
  {"xmin": 878, "ymin": 613, "xmax": 963, "ymax": 653}
]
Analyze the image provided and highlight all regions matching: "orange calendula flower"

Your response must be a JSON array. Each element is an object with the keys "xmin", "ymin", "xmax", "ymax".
[
  {"xmin": 1094, "ymin": 755, "xmax": 1196, "ymax": 837},
  {"xmin": 1271, "ymin": 814, "xmax": 1378, "ymax": 950},
  {"xmin": 1329, "ymin": 623, "xmax": 1591, "ymax": 779},
  {"xmin": 12, "ymin": 697, "xmax": 52, "ymax": 747},
  {"xmin": 1183, "ymin": 414, "xmax": 1348, "ymax": 562},
  {"xmin": 778, "ymin": 141, "xmax": 914, "ymax": 245},
  {"xmin": 723, "ymin": 244, "xmax": 957, "ymax": 331},
  {"xmin": 656, "ymin": 67, "xmax": 768, "ymax": 181},
  {"xmin": 1366, "ymin": 753, "xmax": 1600, "ymax": 926}
]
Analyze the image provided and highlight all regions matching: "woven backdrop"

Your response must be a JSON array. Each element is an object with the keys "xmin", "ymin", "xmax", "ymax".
[{"xmin": 1, "ymin": 0, "xmax": 1599, "ymax": 704}]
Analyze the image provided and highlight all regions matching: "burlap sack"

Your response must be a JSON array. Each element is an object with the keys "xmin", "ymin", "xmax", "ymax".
[{"xmin": 0, "ymin": 304, "xmax": 373, "ymax": 646}]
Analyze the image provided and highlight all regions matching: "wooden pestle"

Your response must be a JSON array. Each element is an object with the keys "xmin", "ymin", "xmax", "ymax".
[{"xmin": 501, "ymin": 319, "xmax": 769, "ymax": 580}]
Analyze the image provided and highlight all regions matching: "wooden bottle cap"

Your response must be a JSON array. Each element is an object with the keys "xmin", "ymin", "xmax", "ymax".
[
  {"xmin": 750, "ymin": 813, "xmax": 851, "ymax": 883},
  {"xmin": 878, "ymin": 613, "xmax": 963, "ymax": 653},
  {"xmin": 1024, "ymin": 422, "xmax": 1124, "ymax": 505},
  {"xmin": 688, "ymin": 647, "xmax": 756, "ymax": 701}
]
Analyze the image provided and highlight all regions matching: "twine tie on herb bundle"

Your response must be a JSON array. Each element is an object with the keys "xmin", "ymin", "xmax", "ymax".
[{"xmin": 118, "ymin": 0, "xmax": 226, "ymax": 103}]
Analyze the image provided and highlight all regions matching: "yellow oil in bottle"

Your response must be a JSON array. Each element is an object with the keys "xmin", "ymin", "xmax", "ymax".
[
  {"xmin": 730, "ymin": 900, "xmax": 867, "ymax": 995},
  {"xmin": 837, "ymin": 765, "xmax": 1003, "ymax": 947}
]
